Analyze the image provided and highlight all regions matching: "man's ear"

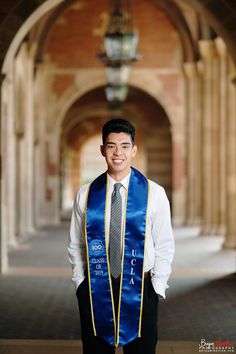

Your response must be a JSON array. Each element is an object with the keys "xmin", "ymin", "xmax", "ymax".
[
  {"xmin": 100, "ymin": 145, "xmax": 105, "ymax": 156},
  {"xmin": 132, "ymin": 144, "xmax": 137, "ymax": 157}
]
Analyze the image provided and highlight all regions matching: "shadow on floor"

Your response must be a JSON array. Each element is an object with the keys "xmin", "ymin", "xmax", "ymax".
[
  {"xmin": 0, "ymin": 225, "xmax": 235, "ymax": 343},
  {"xmin": 0, "ymin": 273, "xmax": 235, "ymax": 341}
]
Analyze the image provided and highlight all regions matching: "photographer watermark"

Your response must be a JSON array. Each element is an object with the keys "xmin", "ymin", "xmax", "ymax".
[{"xmin": 199, "ymin": 339, "xmax": 235, "ymax": 352}]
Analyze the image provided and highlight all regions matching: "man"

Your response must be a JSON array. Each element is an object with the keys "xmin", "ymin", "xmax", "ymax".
[{"xmin": 68, "ymin": 118, "xmax": 174, "ymax": 354}]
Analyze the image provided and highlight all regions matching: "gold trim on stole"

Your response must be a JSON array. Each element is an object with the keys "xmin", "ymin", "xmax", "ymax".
[
  {"xmin": 105, "ymin": 178, "xmax": 117, "ymax": 342},
  {"xmin": 138, "ymin": 180, "xmax": 150, "ymax": 336},
  {"xmin": 84, "ymin": 185, "xmax": 97, "ymax": 336},
  {"xmin": 84, "ymin": 177, "xmax": 118, "ymax": 342}
]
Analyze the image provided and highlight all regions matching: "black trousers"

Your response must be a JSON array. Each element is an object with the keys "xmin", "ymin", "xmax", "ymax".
[{"xmin": 76, "ymin": 276, "xmax": 158, "ymax": 354}]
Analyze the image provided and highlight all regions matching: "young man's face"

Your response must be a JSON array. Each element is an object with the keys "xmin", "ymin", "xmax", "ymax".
[{"xmin": 101, "ymin": 132, "xmax": 137, "ymax": 180}]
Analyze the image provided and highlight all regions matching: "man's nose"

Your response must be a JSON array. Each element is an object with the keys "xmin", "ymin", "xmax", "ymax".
[{"xmin": 114, "ymin": 146, "xmax": 122, "ymax": 155}]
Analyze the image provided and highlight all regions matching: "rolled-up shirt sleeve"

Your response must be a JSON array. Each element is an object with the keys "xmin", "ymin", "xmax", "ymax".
[
  {"xmin": 67, "ymin": 185, "xmax": 88, "ymax": 290},
  {"xmin": 150, "ymin": 185, "xmax": 175, "ymax": 299}
]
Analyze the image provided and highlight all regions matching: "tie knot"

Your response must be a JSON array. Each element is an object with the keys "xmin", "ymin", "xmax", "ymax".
[{"xmin": 114, "ymin": 183, "xmax": 122, "ymax": 193}]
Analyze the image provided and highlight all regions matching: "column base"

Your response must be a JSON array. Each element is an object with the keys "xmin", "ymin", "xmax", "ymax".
[
  {"xmin": 201, "ymin": 224, "xmax": 212, "ymax": 235},
  {"xmin": 201, "ymin": 224, "xmax": 224, "ymax": 236},
  {"xmin": 186, "ymin": 216, "xmax": 202, "ymax": 226},
  {"xmin": 0, "ymin": 254, "xmax": 8, "ymax": 273},
  {"xmin": 223, "ymin": 236, "xmax": 236, "ymax": 249}
]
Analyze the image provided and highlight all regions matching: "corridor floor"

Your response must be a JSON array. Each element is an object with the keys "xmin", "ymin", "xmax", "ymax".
[{"xmin": 0, "ymin": 224, "xmax": 235, "ymax": 354}]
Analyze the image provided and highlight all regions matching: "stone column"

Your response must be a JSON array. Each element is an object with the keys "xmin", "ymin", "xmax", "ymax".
[
  {"xmin": 61, "ymin": 146, "xmax": 71, "ymax": 214},
  {"xmin": 34, "ymin": 65, "xmax": 45, "ymax": 226},
  {"xmin": 46, "ymin": 130, "xmax": 60, "ymax": 225},
  {"xmin": 196, "ymin": 61, "xmax": 204, "ymax": 224},
  {"xmin": 199, "ymin": 40, "xmax": 215, "ymax": 234},
  {"xmin": 16, "ymin": 136, "xmax": 27, "ymax": 238},
  {"xmin": 34, "ymin": 65, "xmax": 51, "ymax": 226},
  {"xmin": 34, "ymin": 64, "xmax": 61, "ymax": 225},
  {"xmin": 183, "ymin": 62, "xmax": 202, "ymax": 225},
  {"xmin": 171, "ymin": 125, "xmax": 186, "ymax": 226},
  {"xmin": 13, "ymin": 43, "xmax": 36, "ymax": 238},
  {"xmin": 215, "ymin": 38, "xmax": 227, "ymax": 235},
  {"xmin": 5, "ymin": 70, "xmax": 18, "ymax": 246},
  {"xmin": 25, "ymin": 50, "xmax": 35, "ymax": 234},
  {"xmin": 0, "ymin": 73, "xmax": 8, "ymax": 273},
  {"xmin": 224, "ymin": 58, "xmax": 236, "ymax": 248},
  {"xmin": 52, "ymin": 128, "xmax": 61, "ymax": 224},
  {"xmin": 211, "ymin": 42, "xmax": 220, "ymax": 233}
]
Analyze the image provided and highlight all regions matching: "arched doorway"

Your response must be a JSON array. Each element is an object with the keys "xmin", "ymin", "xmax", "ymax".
[
  {"xmin": 60, "ymin": 85, "xmax": 172, "ymax": 218},
  {"xmin": 0, "ymin": 0, "xmax": 236, "ymax": 276}
]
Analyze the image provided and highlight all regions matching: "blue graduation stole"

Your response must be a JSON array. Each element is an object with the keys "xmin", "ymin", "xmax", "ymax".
[{"xmin": 85, "ymin": 167, "xmax": 149, "ymax": 347}]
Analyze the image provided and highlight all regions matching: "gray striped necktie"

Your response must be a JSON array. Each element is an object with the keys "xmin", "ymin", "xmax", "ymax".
[{"xmin": 109, "ymin": 183, "xmax": 122, "ymax": 279}]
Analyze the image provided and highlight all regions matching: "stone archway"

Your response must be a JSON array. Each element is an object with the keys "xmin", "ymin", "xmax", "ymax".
[
  {"xmin": 1, "ymin": 0, "xmax": 236, "ymax": 72},
  {"xmin": 59, "ymin": 85, "xmax": 173, "ymax": 218},
  {"xmin": 1, "ymin": 0, "xmax": 236, "ymax": 275}
]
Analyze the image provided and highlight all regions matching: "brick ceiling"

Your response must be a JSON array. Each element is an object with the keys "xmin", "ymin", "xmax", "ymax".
[
  {"xmin": 0, "ymin": 0, "xmax": 235, "ymax": 149},
  {"xmin": 41, "ymin": 0, "xmax": 182, "ymax": 69},
  {"xmin": 1, "ymin": 0, "xmax": 236, "ymax": 71}
]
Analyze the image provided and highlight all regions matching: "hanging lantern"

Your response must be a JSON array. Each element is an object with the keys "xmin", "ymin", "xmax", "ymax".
[
  {"xmin": 97, "ymin": 0, "xmax": 139, "ymax": 103},
  {"xmin": 105, "ymin": 63, "xmax": 130, "ymax": 85},
  {"xmin": 103, "ymin": 2, "xmax": 139, "ymax": 61},
  {"xmin": 105, "ymin": 84, "xmax": 128, "ymax": 102}
]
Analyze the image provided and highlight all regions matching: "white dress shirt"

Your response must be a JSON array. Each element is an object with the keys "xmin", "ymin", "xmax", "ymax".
[{"xmin": 68, "ymin": 171, "xmax": 175, "ymax": 299}]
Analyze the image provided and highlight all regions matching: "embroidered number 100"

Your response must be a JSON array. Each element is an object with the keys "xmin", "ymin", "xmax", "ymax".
[{"xmin": 90, "ymin": 240, "xmax": 104, "ymax": 256}]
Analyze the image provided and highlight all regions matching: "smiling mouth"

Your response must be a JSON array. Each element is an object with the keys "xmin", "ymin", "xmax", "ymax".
[{"xmin": 112, "ymin": 159, "xmax": 124, "ymax": 164}]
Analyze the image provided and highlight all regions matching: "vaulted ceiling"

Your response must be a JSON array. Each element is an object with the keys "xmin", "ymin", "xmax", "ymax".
[{"xmin": 1, "ymin": 0, "xmax": 236, "ymax": 71}]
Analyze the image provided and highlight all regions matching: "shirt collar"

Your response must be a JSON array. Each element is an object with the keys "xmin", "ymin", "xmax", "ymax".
[{"xmin": 107, "ymin": 170, "xmax": 131, "ymax": 191}]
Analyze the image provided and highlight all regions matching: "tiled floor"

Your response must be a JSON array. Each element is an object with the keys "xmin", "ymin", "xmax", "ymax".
[
  {"xmin": 0, "ymin": 224, "xmax": 235, "ymax": 353},
  {"xmin": 0, "ymin": 339, "xmax": 201, "ymax": 354}
]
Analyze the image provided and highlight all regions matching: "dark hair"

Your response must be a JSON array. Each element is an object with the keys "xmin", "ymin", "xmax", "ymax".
[{"xmin": 102, "ymin": 119, "xmax": 135, "ymax": 145}]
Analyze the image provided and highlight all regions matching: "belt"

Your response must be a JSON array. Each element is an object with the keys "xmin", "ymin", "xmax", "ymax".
[{"xmin": 112, "ymin": 271, "xmax": 150, "ymax": 283}]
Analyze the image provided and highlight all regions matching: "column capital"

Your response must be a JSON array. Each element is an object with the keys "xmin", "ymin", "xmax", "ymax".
[
  {"xmin": 228, "ymin": 57, "xmax": 236, "ymax": 85},
  {"xmin": 197, "ymin": 60, "xmax": 204, "ymax": 77},
  {"xmin": 0, "ymin": 73, "xmax": 6, "ymax": 86},
  {"xmin": 215, "ymin": 37, "xmax": 227, "ymax": 58},
  {"xmin": 183, "ymin": 61, "xmax": 198, "ymax": 79},
  {"xmin": 0, "ymin": 73, "xmax": 13, "ymax": 87},
  {"xmin": 198, "ymin": 40, "xmax": 216, "ymax": 60},
  {"xmin": 231, "ymin": 76, "xmax": 236, "ymax": 86}
]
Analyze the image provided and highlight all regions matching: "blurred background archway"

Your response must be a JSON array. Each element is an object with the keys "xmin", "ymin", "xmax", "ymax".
[{"xmin": 0, "ymin": 0, "xmax": 235, "ymax": 349}]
